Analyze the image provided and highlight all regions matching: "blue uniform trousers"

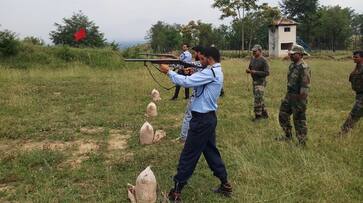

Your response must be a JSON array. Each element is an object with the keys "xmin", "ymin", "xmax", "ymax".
[{"xmin": 174, "ymin": 111, "xmax": 228, "ymax": 185}]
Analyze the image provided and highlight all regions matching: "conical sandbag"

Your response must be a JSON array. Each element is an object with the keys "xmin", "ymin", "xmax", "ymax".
[{"xmin": 140, "ymin": 122, "xmax": 154, "ymax": 145}]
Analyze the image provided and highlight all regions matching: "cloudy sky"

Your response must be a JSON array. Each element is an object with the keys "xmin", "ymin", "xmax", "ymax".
[{"xmin": 0, "ymin": 0, "xmax": 361, "ymax": 43}]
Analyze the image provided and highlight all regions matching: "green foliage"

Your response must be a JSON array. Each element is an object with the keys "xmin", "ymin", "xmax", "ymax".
[
  {"xmin": 0, "ymin": 43, "xmax": 124, "ymax": 69},
  {"xmin": 147, "ymin": 21, "xmax": 182, "ymax": 52},
  {"xmin": 49, "ymin": 10, "xmax": 106, "ymax": 47},
  {"xmin": 351, "ymin": 14, "xmax": 363, "ymax": 50},
  {"xmin": 314, "ymin": 6, "xmax": 354, "ymax": 51},
  {"xmin": 212, "ymin": 0, "xmax": 258, "ymax": 19},
  {"xmin": 22, "ymin": 36, "xmax": 44, "ymax": 46},
  {"xmin": 243, "ymin": 4, "xmax": 281, "ymax": 50},
  {"xmin": 0, "ymin": 29, "xmax": 20, "ymax": 56}
]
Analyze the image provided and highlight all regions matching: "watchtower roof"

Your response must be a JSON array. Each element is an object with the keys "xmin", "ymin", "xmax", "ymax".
[{"xmin": 272, "ymin": 18, "xmax": 298, "ymax": 26}]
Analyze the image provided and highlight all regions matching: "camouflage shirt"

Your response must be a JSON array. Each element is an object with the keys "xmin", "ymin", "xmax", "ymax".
[
  {"xmin": 248, "ymin": 56, "xmax": 270, "ymax": 85},
  {"xmin": 287, "ymin": 60, "xmax": 311, "ymax": 95},
  {"xmin": 349, "ymin": 63, "xmax": 363, "ymax": 94}
]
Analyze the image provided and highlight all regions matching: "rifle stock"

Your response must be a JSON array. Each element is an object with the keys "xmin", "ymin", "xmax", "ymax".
[{"xmin": 124, "ymin": 59, "xmax": 202, "ymax": 68}]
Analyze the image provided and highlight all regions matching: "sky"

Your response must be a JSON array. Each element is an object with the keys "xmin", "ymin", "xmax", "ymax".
[{"xmin": 0, "ymin": 0, "xmax": 362, "ymax": 44}]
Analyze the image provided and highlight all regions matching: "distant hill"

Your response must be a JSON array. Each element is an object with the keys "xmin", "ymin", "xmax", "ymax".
[{"xmin": 117, "ymin": 40, "xmax": 147, "ymax": 49}]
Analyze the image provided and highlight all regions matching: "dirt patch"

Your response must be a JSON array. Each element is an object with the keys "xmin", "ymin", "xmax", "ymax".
[
  {"xmin": 80, "ymin": 127, "xmax": 104, "ymax": 135},
  {"xmin": 108, "ymin": 134, "xmax": 130, "ymax": 151},
  {"xmin": 109, "ymin": 129, "xmax": 123, "ymax": 134},
  {"xmin": 76, "ymin": 141, "xmax": 99, "ymax": 155},
  {"xmin": 21, "ymin": 141, "xmax": 73, "ymax": 151},
  {"xmin": 57, "ymin": 140, "xmax": 100, "ymax": 169},
  {"xmin": 0, "ymin": 184, "xmax": 15, "ymax": 193},
  {"xmin": 0, "ymin": 128, "xmax": 132, "ymax": 169}
]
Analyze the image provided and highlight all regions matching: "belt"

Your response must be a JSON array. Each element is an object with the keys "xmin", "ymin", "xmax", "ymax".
[{"xmin": 191, "ymin": 111, "xmax": 215, "ymax": 116}]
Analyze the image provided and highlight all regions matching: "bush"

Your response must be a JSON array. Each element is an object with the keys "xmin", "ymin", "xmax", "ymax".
[
  {"xmin": 0, "ymin": 29, "xmax": 20, "ymax": 56},
  {"xmin": 23, "ymin": 36, "xmax": 45, "ymax": 46}
]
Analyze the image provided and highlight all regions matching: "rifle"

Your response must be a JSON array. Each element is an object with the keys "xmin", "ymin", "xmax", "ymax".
[
  {"xmin": 124, "ymin": 59, "xmax": 202, "ymax": 68},
  {"xmin": 138, "ymin": 53, "xmax": 178, "ymax": 59},
  {"xmin": 124, "ymin": 59, "xmax": 203, "ymax": 90}
]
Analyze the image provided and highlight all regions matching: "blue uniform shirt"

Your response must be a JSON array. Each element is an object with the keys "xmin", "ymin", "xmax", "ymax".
[
  {"xmin": 168, "ymin": 63, "xmax": 223, "ymax": 113},
  {"xmin": 180, "ymin": 51, "xmax": 192, "ymax": 63}
]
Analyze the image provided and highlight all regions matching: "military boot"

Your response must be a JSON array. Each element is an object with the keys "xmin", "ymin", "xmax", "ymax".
[
  {"xmin": 275, "ymin": 131, "xmax": 292, "ymax": 142},
  {"xmin": 262, "ymin": 110, "xmax": 269, "ymax": 119},
  {"xmin": 252, "ymin": 114, "xmax": 263, "ymax": 122},
  {"xmin": 297, "ymin": 134, "xmax": 307, "ymax": 147}
]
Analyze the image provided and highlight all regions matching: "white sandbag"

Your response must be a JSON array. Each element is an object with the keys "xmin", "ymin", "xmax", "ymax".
[
  {"xmin": 153, "ymin": 130, "xmax": 166, "ymax": 143},
  {"xmin": 140, "ymin": 122, "xmax": 154, "ymax": 145},
  {"xmin": 151, "ymin": 89, "xmax": 161, "ymax": 102},
  {"xmin": 135, "ymin": 166, "xmax": 157, "ymax": 203},
  {"xmin": 146, "ymin": 102, "xmax": 157, "ymax": 117}
]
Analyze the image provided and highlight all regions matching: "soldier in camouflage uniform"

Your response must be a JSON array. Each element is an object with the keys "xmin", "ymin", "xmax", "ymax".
[
  {"xmin": 246, "ymin": 44, "xmax": 270, "ymax": 121},
  {"xmin": 276, "ymin": 45, "xmax": 311, "ymax": 146},
  {"xmin": 340, "ymin": 50, "xmax": 363, "ymax": 135}
]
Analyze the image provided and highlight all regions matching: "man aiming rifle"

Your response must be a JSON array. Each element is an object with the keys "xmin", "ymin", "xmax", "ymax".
[{"xmin": 159, "ymin": 47, "xmax": 232, "ymax": 202}]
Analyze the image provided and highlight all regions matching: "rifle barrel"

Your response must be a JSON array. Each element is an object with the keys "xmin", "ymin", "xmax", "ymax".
[{"xmin": 124, "ymin": 59, "xmax": 201, "ymax": 68}]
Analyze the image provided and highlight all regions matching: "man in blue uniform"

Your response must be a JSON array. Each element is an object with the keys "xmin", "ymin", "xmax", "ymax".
[
  {"xmin": 171, "ymin": 44, "xmax": 193, "ymax": 100},
  {"xmin": 179, "ymin": 46, "xmax": 204, "ymax": 142},
  {"xmin": 159, "ymin": 47, "xmax": 232, "ymax": 202}
]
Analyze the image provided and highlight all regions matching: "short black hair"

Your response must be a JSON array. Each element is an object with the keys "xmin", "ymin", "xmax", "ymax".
[
  {"xmin": 353, "ymin": 50, "xmax": 363, "ymax": 57},
  {"xmin": 192, "ymin": 45, "xmax": 204, "ymax": 53},
  {"xmin": 182, "ymin": 43, "xmax": 189, "ymax": 48},
  {"xmin": 202, "ymin": 47, "xmax": 220, "ymax": 62}
]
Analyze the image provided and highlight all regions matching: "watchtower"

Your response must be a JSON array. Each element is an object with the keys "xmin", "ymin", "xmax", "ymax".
[{"xmin": 268, "ymin": 18, "xmax": 297, "ymax": 57}]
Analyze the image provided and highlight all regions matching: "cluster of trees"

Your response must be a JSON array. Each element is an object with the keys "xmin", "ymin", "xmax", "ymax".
[
  {"xmin": 147, "ymin": 3, "xmax": 281, "ymax": 52},
  {"xmin": 0, "ymin": 11, "xmax": 119, "ymax": 57},
  {"xmin": 280, "ymin": 0, "xmax": 362, "ymax": 51},
  {"xmin": 147, "ymin": 0, "xmax": 363, "ymax": 52}
]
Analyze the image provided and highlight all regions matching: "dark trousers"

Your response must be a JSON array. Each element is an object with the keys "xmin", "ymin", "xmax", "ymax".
[
  {"xmin": 174, "ymin": 111, "xmax": 228, "ymax": 185},
  {"xmin": 173, "ymin": 85, "xmax": 190, "ymax": 99}
]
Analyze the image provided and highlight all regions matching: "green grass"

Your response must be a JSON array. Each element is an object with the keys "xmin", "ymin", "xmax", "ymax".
[{"xmin": 0, "ymin": 58, "xmax": 362, "ymax": 202}]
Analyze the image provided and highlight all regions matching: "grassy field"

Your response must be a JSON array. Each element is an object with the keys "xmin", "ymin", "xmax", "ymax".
[{"xmin": 0, "ymin": 58, "xmax": 362, "ymax": 202}]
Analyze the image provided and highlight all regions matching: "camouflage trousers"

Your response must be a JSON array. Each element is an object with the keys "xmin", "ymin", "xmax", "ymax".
[
  {"xmin": 341, "ymin": 93, "xmax": 363, "ymax": 133},
  {"xmin": 252, "ymin": 81, "xmax": 267, "ymax": 116},
  {"xmin": 278, "ymin": 94, "xmax": 308, "ymax": 142}
]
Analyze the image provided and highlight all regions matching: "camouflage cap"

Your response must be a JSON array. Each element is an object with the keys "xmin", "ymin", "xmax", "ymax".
[
  {"xmin": 251, "ymin": 44, "xmax": 262, "ymax": 51},
  {"xmin": 289, "ymin": 45, "xmax": 309, "ymax": 55}
]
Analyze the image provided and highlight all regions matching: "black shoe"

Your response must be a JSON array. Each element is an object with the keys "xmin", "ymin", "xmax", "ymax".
[
  {"xmin": 184, "ymin": 97, "xmax": 189, "ymax": 100},
  {"xmin": 297, "ymin": 139, "xmax": 306, "ymax": 147},
  {"xmin": 213, "ymin": 182, "xmax": 232, "ymax": 197},
  {"xmin": 262, "ymin": 110, "xmax": 269, "ymax": 119},
  {"xmin": 170, "ymin": 97, "xmax": 178, "ymax": 101},
  {"xmin": 168, "ymin": 189, "xmax": 182, "ymax": 203},
  {"xmin": 252, "ymin": 115, "xmax": 263, "ymax": 122}
]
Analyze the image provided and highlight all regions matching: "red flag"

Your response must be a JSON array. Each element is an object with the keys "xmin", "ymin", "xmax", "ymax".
[{"xmin": 74, "ymin": 28, "xmax": 86, "ymax": 42}]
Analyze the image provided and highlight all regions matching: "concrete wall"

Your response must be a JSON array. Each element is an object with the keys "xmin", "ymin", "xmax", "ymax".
[{"xmin": 269, "ymin": 25, "xmax": 296, "ymax": 57}]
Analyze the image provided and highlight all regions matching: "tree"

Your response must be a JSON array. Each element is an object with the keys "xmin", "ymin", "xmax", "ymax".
[
  {"xmin": 279, "ymin": 0, "xmax": 319, "ymax": 45},
  {"xmin": 49, "ymin": 11, "xmax": 106, "ymax": 47},
  {"xmin": 243, "ymin": 4, "xmax": 281, "ymax": 50},
  {"xmin": 0, "ymin": 29, "xmax": 20, "ymax": 56},
  {"xmin": 213, "ymin": 0, "xmax": 258, "ymax": 50},
  {"xmin": 315, "ymin": 6, "xmax": 354, "ymax": 51},
  {"xmin": 146, "ymin": 21, "xmax": 181, "ymax": 52},
  {"xmin": 180, "ymin": 21, "xmax": 199, "ymax": 46},
  {"xmin": 351, "ymin": 14, "xmax": 363, "ymax": 49}
]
